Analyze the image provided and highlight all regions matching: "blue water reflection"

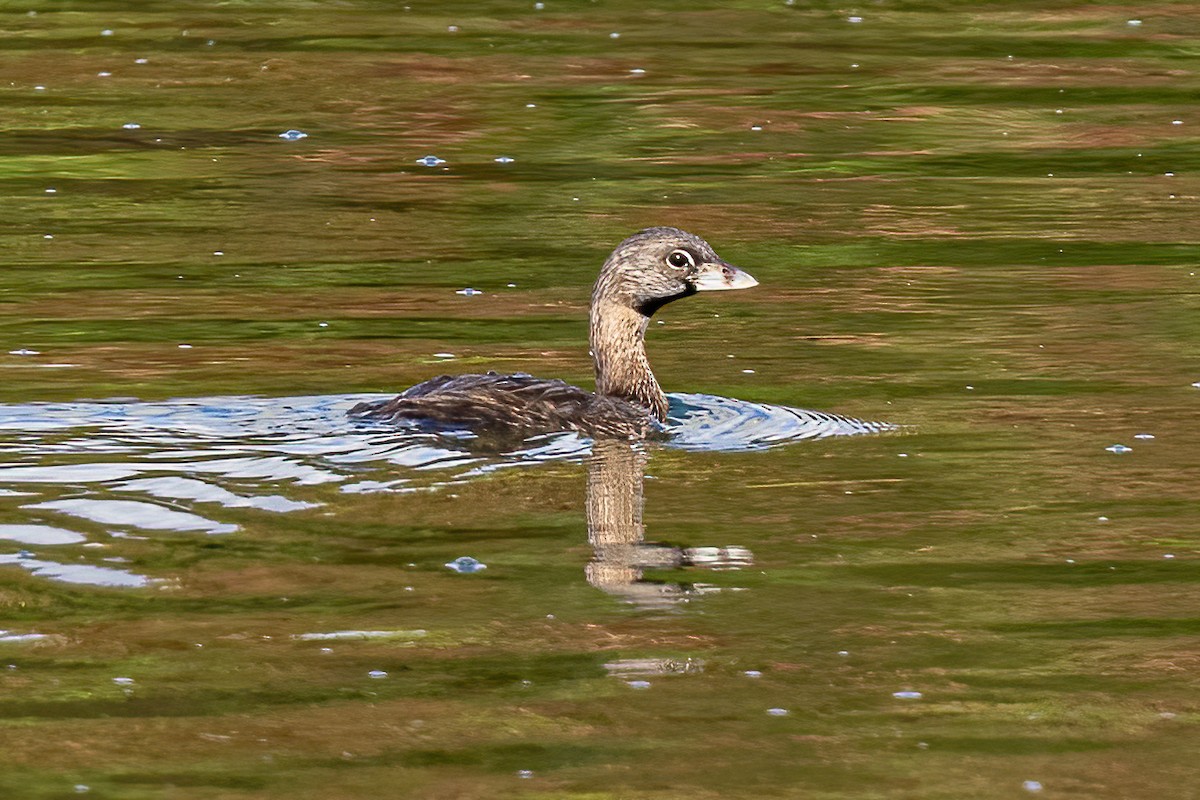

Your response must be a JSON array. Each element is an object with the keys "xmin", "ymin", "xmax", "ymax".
[{"xmin": 0, "ymin": 393, "xmax": 889, "ymax": 587}]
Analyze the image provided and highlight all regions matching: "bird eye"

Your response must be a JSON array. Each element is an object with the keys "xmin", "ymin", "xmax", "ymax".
[{"xmin": 666, "ymin": 250, "xmax": 694, "ymax": 269}]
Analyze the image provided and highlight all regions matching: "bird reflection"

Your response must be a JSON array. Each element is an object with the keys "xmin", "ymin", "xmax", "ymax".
[{"xmin": 585, "ymin": 438, "xmax": 752, "ymax": 608}]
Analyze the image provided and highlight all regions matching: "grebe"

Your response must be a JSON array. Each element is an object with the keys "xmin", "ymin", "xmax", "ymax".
[{"xmin": 349, "ymin": 227, "xmax": 757, "ymax": 438}]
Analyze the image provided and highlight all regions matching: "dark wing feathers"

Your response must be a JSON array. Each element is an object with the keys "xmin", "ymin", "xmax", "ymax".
[{"xmin": 349, "ymin": 372, "xmax": 656, "ymax": 439}]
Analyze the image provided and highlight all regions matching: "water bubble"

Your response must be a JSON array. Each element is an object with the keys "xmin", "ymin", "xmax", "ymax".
[
  {"xmin": 847, "ymin": 15, "xmax": 863, "ymax": 23},
  {"xmin": 609, "ymin": 32, "xmax": 620, "ymax": 38},
  {"xmin": 278, "ymin": 129, "xmax": 308, "ymax": 141},
  {"xmin": 416, "ymin": 155, "xmax": 446, "ymax": 166},
  {"xmin": 743, "ymin": 670, "xmax": 762, "ymax": 678},
  {"xmin": 1133, "ymin": 433, "xmax": 1155, "ymax": 439},
  {"xmin": 766, "ymin": 707, "xmax": 789, "ymax": 716},
  {"xmin": 742, "ymin": 369, "xmax": 756, "ymax": 374},
  {"xmin": 213, "ymin": 250, "xmax": 224, "ymax": 256},
  {"xmin": 1173, "ymin": 120, "xmax": 1183, "ymax": 125},
  {"xmin": 447, "ymin": 25, "xmax": 459, "ymax": 32},
  {"xmin": 445, "ymin": 556, "xmax": 487, "ymax": 573},
  {"xmin": 837, "ymin": 650, "xmax": 850, "ymax": 656},
  {"xmin": 1127, "ymin": 19, "xmax": 1142, "ymax": 26},
  {"xmin": 97, "ymin": 71, "xmax": 111, "ymax": 77},
  {"xmin": 526, "ymin": 103, "xmax": 537, "ymax": 108},
  {"xmin": 1023, "ymin": 781, "xmax": 1043, "ymax": 793},
  {"xmin": 74, "ymin": 786, "xmax": 90, "ymax": 794},
  {"xmin": 517, "ymin": 770, "xmax": 534, "ymax": 778},
  {"xmin": 494, "ymin": 156, "xmax": 515, "ymax": 164},
  {"xmin": 626, "ymin": 680, "xmax": 650, "ymax": 689},
  {"xmin": 135, "ymin": 58, "xmax": 148, "ymax": 64},
  {"xmin": 534, "ymin": 2, "xmax": 544, "ymax": 8},
  {"xmin": 434, "ymin": 353, "xmax": 455, "ymax": 359},
  {"xmin": 368, "ymin": 670, "xmax": 388, "ymax": 679},
  {"xmin": 456, "ymin": 288, "xmax": 483, "ymax": 296},
  {"xmin": 122, "ymin": 122, "xmax": 141, "ymax": 130},
  {"xmin": 45, "ymin": 188, "xmax": 57, "ymax": 194},
  {"xmin": 750, "ymin": 125, "xmax": 763, "ymax": 131},
  {"xmin": 1105, "ymin": 444, "xmax": 1132, "ymax": 454},
  {"xmin": 1097, "ymin": 516, "xmax": 1108, "ymax": 522},
  {"xmin": 630, "ymin": 68, "xmax": 646, "ymax": 74},
  {"xmin": 34, "ymin": 85, "xmax": 45, "ymax": 91},
  {"xmin": 893, "ymin": 691, "xmax": 923, "ymax": 700},
  {"xmin": 100, "ymin": 29, "xmax": 114, "ymax": 36},
  {"xmin": 43, "ymin": 234, "xmax": 54, "ymax": 240},
  {"xmin": 1164, "ymin": 554, "xmax": 1176, "ymax": 559},
  {"xmin": 113, "ymin": 676, "xmax": 134, "ymax": 685}
]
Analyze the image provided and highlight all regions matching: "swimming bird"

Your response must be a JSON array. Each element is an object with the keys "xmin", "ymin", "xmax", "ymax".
[{"xmin": 349, "ymin": 227, "xmax": 758, "ymax": 438}]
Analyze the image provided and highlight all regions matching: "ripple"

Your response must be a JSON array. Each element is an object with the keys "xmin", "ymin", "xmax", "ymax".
[
  {"xmin": 0, "ymin": 392, "xmax": 889, "ymax": 462},
  {"xmin": 0, "ymin": 391, "xmax": 892, "ymax": 586},
  {"xmin": 116, "ymin": 477, "xmax": 319, "ymax": 512},
  {"xmin": 0, "ymin": 393, "xmax": 891, "ymax": 497},
  {"xmin": 0, "ymin": 630, "xmax": 50, "ymax": 643},
  {"xmin": 0, "ymin": 463, "xmax": 144, "ymax": 482},
  {"xmin": 293, "ymin": 630, "xmax": 426, "ymax": 641},
  {"xmin": 168, "ymin": 455, "xmax": 344, "ymax": 485},
  {"xmin": 0, "ymin": 524, "xmax": 86, "ymax": 545},
  {"xmin": 25, "ymin": 499, "xmax": 238, "ymax": 534},
  {"xmin": 0, "ymin": 553, "xmax": 150, "ymax": 587},
  {"xmin": 668, "ymin": 393, "xmax": 893, "ymax": 451}
]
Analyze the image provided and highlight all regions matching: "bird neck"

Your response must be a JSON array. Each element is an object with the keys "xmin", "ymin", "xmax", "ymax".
[{"xmin": 589, "ymin": 298, "xmax": 668, "ymax": 421}]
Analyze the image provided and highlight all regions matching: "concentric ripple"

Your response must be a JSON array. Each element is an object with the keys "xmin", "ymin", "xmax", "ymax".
[
  {"xmin": 0, "ymin": 392, "xmax": 892, "ymax": 586},
  {"xmin": 0, "ymin": 391, "xmax": 891, "ymax": 462},
  {"xmin": 668, "ymin": 393, "xmax": 893, "ymax": 451}
]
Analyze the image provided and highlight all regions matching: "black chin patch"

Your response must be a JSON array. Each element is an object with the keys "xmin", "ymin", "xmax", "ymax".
[{"xmin": 636, "ymin": 285, "xmax": 696, "ymax": 317}]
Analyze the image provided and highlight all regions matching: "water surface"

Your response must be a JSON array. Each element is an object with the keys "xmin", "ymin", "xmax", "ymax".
[{"xmin": 2, "ymin": 2, "xmax": 1199, "ymax": 799}]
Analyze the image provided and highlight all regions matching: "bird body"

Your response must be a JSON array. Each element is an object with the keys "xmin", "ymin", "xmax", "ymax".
[
  {"xmin": 350, "ymin": 371, "xmax": 659, "ymax": 439},
  {"xmin": 350, "ymin": 227, "xmax": 757, "ymax": 438}
]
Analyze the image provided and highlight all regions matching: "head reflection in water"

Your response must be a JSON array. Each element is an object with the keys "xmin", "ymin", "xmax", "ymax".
[{"xmin": 585, "ymin": 439, "xmax": 752, "ymax": 608}]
